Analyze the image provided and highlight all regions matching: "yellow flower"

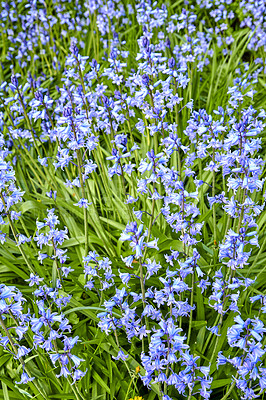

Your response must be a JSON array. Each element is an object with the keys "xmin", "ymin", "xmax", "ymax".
[
  {"xmin": 129, "ymin": 397, "xmax": 144, "ymax": 400},
  {"xmin": 135, "ymin": 366, "xmax": 140, "ymax": 373}
]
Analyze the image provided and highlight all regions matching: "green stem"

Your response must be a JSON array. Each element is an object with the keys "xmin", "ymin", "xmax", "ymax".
[
  {"xmin": 76, "ymin": 149, "xmax": 89, "ymax": 256},
  {"xmin": 220, "ymin": 378, "xmax": 238, "ymax": 400},
  {"xmin": 187, "ymin": 270, "xmax": 195, "ymax": 345},
  {"xmin": 202, "ymin": 312, "xmax": 220, "ymax": 354},
  {"xmin": 220, "ymin": 354, "xmax": 246, "ymax": 400},
  {"xmin": 124, "ymin": 373, "xmax": 135, "ymax": 400},
  {"xmin": 143, "ymin": 197, "xmax": 156, "ymax": 261},
  {"xmin": 0, "ymin": 315, "xmax": 47, "ymax": 399},
  {"xmin": 113, "ymin": 329, "xmax": 131, "ymax": 375},
  {"xmin": 17, "ymin": 90, "xmax": 42, "ymax": 157},
  {"xmin": 52, "ymin": 339, "xmax": 83, "ymax": 400},
  {"xmin": 187, "ymin": 387, "xmax": 193, "ymax": 400},
  {"xmin": 16, "ymin": 210, "xmax": 38, "ymax": 252},
  {"xmin": 139, "ymin": 261, "xmax": 150, "ymax": 349},
  {"xmin": 208, "ymin": 313, "xmax": 223, "ymax": 367},
  {"xmin": 212, "ymin": 150, "xmax": 217, "ymax": 244},
  {"xmin": 118, "ymin": 158, "xmax": 134, "ymax": 221}
]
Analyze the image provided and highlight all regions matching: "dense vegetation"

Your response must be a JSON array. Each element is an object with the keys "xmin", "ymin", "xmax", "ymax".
[{"xmin": 0, "ymin": 0, "xmax": 266, "ymax": 399}]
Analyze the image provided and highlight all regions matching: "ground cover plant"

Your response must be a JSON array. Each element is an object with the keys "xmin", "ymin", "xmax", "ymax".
[{"xmin": 0, "ymin": 0, "xmax": 266, "ymax": 399}]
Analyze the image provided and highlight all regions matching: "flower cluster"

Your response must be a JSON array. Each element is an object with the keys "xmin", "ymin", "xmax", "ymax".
[{"xmin": 35, "ymin": 209, "xmax": 71, "ymax": 279}]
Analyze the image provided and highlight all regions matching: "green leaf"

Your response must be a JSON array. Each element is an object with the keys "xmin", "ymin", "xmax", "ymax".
[
  {"xmin": 19, "ymin": 200, "xmax": 46, "ymax": 214},
  {"xmin": 2, "ymin": 382, "xmax": 10, "ymax": 400},
  {"xmin": 211, "ymin": 379, "xmax": 232, "ymax": 389},
  {"xmin": 191, "ymin": 320, "xmax": 207, "ymax": 329}
]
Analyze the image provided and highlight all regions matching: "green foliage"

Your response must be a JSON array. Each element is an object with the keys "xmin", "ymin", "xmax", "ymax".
[{"xmin": 0, "ymin": 0, "xmax": 266, "ymax": 399}]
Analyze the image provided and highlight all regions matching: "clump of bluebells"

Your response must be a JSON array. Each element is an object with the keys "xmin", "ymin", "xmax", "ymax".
[
  {"xmin": 0, "ymin": 0, "xmax": 266, "ymax": 399},
  {"xmin": 0, "ymin": 280, "xmax": 85, "ymax": 386}
]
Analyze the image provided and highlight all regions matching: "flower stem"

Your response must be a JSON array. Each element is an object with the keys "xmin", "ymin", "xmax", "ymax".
[
  {"xmin": 76, "ymin": 149, "xmax": 89, "ymax": 256},
  {"xmin": 187, "ymin": 269, "xmax": 195, "ymax": 345},
  {"xmin": 0, "ymin": 315, "xmax": 47, "ymax": 399}
]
